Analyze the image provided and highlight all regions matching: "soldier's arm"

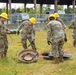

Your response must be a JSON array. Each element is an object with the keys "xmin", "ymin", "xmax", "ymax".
[
  {"xmin": 71, "ymin": 20, "xmax": 75, "ymax": 29},
  {"xmin": 4, "ymin": 25, "xmax": 11, "ymax": 34},
  {"xmin": 32, "ymin": 28, "xmax": 35, "ymax": 35},
  {"xmin": 59, "ymin": 19, "xmax": 67, "ymax": 29},
  {"xmin": 4, "ymin": 25, "xmax": 10, "ymax": 31},
  {"xmin": 47, "ymin": 23, "xmax": 51, "ymax": 41},
  {"xmin": 17, "ymin": 22, "xmax": 24, "ymax": 31},
  {"xmin": 32, "ymin": 28, "xmax": 35, "ymax": 41},
  {"xmin": 0, "ymin": 23, "xmax": 2, "ymax": 34}
]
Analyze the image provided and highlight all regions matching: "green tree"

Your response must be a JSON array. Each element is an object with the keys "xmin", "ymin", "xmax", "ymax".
[
  {"xmin": 43, "ymin": 5, "xmax": 50, "ymax": 13},
  {"xmin": 20, "ymin": 7, "xmax": 24, "ymax": 12},
  {"xmin": 27, "ymin": 8, "xmax": 34, "ymax": 14},
  {"xmin": 58, "ymin": 5, "xmax": 63, "ymax": 10},
  {"xmin": 12, "ymin": 8, "xmax": 16, "ymax": 14},
  {"xmin": 0, "ymin": 8, "xmax": 2, "ymax": 14},
  {"xmin": 2, "ymin": 6, "xmax": 6, "ymax": 12},
  {"xmin": 16, "ymin": 8, "xmax": 22, "ymax": 13},
  {"xmin": 36, "ymin": 5, "xmax": 47, "ymax": 14},
  {"xmin": 65, "ymin": 7, "xmax": 73, "ymax": 14}
]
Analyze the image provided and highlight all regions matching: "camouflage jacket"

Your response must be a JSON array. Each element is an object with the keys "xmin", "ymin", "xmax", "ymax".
[
  {"xmin": 71, "ymin": 19, "xmax": 76, "ymax": 35},
  {"xmin": 47, "ymin": 20, "xmax": 65, "ymax": 41},
  {"xmin": 0, "ymin": 21, "xmax": 7, "ymax": 36},
  {"xmin": 17, "ymin": 21, "xmax": 35, "ymax": 37}
]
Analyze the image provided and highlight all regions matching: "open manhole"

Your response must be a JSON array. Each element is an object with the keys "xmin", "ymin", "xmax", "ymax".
[{"xmin": 18, "ymin": 49, "xmax": 39, "ymax": 63}]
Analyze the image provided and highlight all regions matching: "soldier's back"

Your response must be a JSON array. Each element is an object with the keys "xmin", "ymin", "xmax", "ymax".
[{"xmin": 49, "ymin": 20, "xmax": 65, "ymax": 39}]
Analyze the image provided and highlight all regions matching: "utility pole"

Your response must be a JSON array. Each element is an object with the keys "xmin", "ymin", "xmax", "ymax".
[
  {"xmin": 9, "ymin": 0, "xmax": 12, "ymax": 24},
  {"xmin": 33, "ymin": 0, "xmax": 37, "ymax": 18}
]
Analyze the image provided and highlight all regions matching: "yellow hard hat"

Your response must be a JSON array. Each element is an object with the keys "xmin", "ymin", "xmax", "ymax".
[
  {"xmin": 54, "ymin": 13, "xmax": 59, "ymax": 19},
  {"xmin": 29, "ymin": 17, "xmax": 36, "ymax": 24},
  {"xmin": 0, "ymin": 13, "xmax": 8, "ymax": 19},
  {"xmin": 48, "ymin": 14, "xmax": 55, "ymax": 21}
]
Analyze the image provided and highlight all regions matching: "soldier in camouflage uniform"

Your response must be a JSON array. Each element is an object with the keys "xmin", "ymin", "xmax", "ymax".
[
  {"xmin": 71, "ymin": 16, "xmax": 76, "ymax": 46},
  {"xmin": 54, "ymin": 13, "xmax": 67, "ymax": 42},
  {"xmin": 47, "ymin": 14, "xmax": 65, "ymax": 63},
  {"xmin": 0, "ymin": 13, "xmax": 10, "ymax": 58},
  {"xmin": 17, "ymin": 17, "xmax": 36, "ymax": 50}
]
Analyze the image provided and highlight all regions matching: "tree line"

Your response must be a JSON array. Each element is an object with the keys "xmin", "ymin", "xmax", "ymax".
[{"xmin": 0, "ymin": 5, "xmax": 76, "ymax": 15}]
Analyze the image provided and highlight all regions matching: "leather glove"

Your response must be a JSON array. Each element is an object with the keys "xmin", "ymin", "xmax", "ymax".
[
  {"xmin": 64, "ymin": 37, "xmax": 67, "ymax": 42},
  {"xmin": 47, "ymin": 41, "xmax": 52, "ymax": 45},
  {"xmin": 16, "ymin": 31, "xmax": 20, "ymax": 35},
  {"xmin": 31, "ymin": 41, "xmax": 34, "ymax": 44},
  {"xmin": 64, "ymin": 34, "xmax": 67, "ymax": 42}
]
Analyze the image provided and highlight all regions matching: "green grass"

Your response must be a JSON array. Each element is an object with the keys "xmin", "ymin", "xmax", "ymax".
[{"xmin": 0, "ymin": 29, "xmax": 76, "ymax": 75}]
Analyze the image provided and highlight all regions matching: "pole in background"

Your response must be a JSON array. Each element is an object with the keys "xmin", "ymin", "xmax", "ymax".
[
  {"xmin": 33, "ymin": 0, "xmax": 37, "ymax": 18},
  {"xmin": 54, "ymin": 0, "xmax": 58, "ymax": 12},
  {"xmin": 72, "ymin": 0, "xmax": 75, "ymax": 15},
  {"xmin": 9, "ymin": 0, "xmax": 12, "ymax": 24}
]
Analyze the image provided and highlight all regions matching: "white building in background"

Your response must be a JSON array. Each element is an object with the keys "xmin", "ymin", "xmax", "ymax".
[{"xmin": 45, "ymin": 9, "xmax": 65, "ymax": 20}]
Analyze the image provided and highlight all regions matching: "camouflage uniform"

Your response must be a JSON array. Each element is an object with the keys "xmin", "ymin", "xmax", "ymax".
[
  {"xmin": 47, "ymin": 20, "xmax": 65, "ymax": 58},
  {"xmin": 0, "ymin": 21, "xmax": 8, "ymax": 57},
  {"xmin": 17, "ymin": 21, "xmax": 36, "ymax": 50},
  {"xmin": 57, "ymin": 18, "xmax": 67, "ymax": 42},
  {"xmin": 71, "ymin": 18, "xmax": 76, "ymax": 46}
]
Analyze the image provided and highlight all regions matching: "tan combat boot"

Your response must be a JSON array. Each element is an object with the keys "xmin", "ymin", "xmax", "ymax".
[
  {"xmin": 54, "ymin": 57, "xmax": 59, "ymax": 64},
  {"xmin": 59, "ymin": 56, "xmax": 64, "ymax": 62}
]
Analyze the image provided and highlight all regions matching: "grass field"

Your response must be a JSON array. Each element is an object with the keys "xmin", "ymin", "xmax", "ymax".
[{"xmin": 0, "ymin": 29, "xmax": 76, "ymax": 75}]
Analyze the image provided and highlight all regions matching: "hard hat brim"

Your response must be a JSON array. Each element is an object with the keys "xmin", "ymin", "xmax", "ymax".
[{"xmin": 0, "ymin": 15, "xmax": 8, "ymax": 19}]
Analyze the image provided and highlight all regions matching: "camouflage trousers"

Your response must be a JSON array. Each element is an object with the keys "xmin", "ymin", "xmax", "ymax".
[
  {"xmin": 4, "ymin": 35, "xmax": 8, "ymax": 55},
  {"xmin": 0, "ymin": 35, "xmax": 8, "ymax": 57},
  {"xmin": 21, "ymin": 34, "xmax": 36, "ymax": 50},
  {"xmin": 51, "ymin": 38, "xmax": 64, "ymax": 58},
  {"xmin": 72, "ymin": 34, "xmax": 76, "ymax": 46},
  {"xmin": 0, "ymin": 36, "xmax": 5, "ymax": 56}
]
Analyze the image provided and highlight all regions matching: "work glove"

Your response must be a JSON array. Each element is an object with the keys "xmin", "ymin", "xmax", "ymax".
[
  {"xmin": 64, "ymin": 34, "xmax": 67, "ymax": 42},
  {"xmin": 16, "ymin": 30, "xmax": 20, "ymax": 35},
  {"xmin": 64, "ymin": 37, "xmax": 67, "ymax": 42},
  {"xmin": 31, "ymin": 40, "xmax": 34, "ymax": 44},
  {"xmin": 47, "ymin": 41, "xmax": 52, "ymax": 45}
]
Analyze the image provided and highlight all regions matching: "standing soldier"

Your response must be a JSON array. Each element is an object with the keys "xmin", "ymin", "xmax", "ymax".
[
  {"xmin": 47, "ymin": 14, "xmax": 65, "ymax": 64},
  {"xmin": 17, "ymin": 17, "xmax": 36, "ymax": 50},
  {"xmin": 54, "ymin": 13, "xmax": 67, "ymax": 42},
  {"xmin": 0, "ymin": 13, "xmax": 10, "ymax": 58},
  {"xmin": 71, "ymin": 16, "xmax": 76, "ymax": 46}
]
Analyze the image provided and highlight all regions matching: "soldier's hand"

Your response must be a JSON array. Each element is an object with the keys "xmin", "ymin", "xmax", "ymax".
[
  {"xmin": 64, "ymin": 37, "xmax": 67, "ymax": 42},
  {"xmin": 64, "ymin": 34, "xmax": 67, "ymax": 42},
  {"xmin": 6, "ymin": 30, "xmax": 11, "ymax": 34},
  {"xmin": 31, "ymin": 41, "xmax": 34, "ymax": 44},
  {"xmin": 16, "ymin": 31, "xmax": 20, "ymax": 35},
  {"xmin": 47, "ymin": 41, "xmax": 51, "ymax": 45}
]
